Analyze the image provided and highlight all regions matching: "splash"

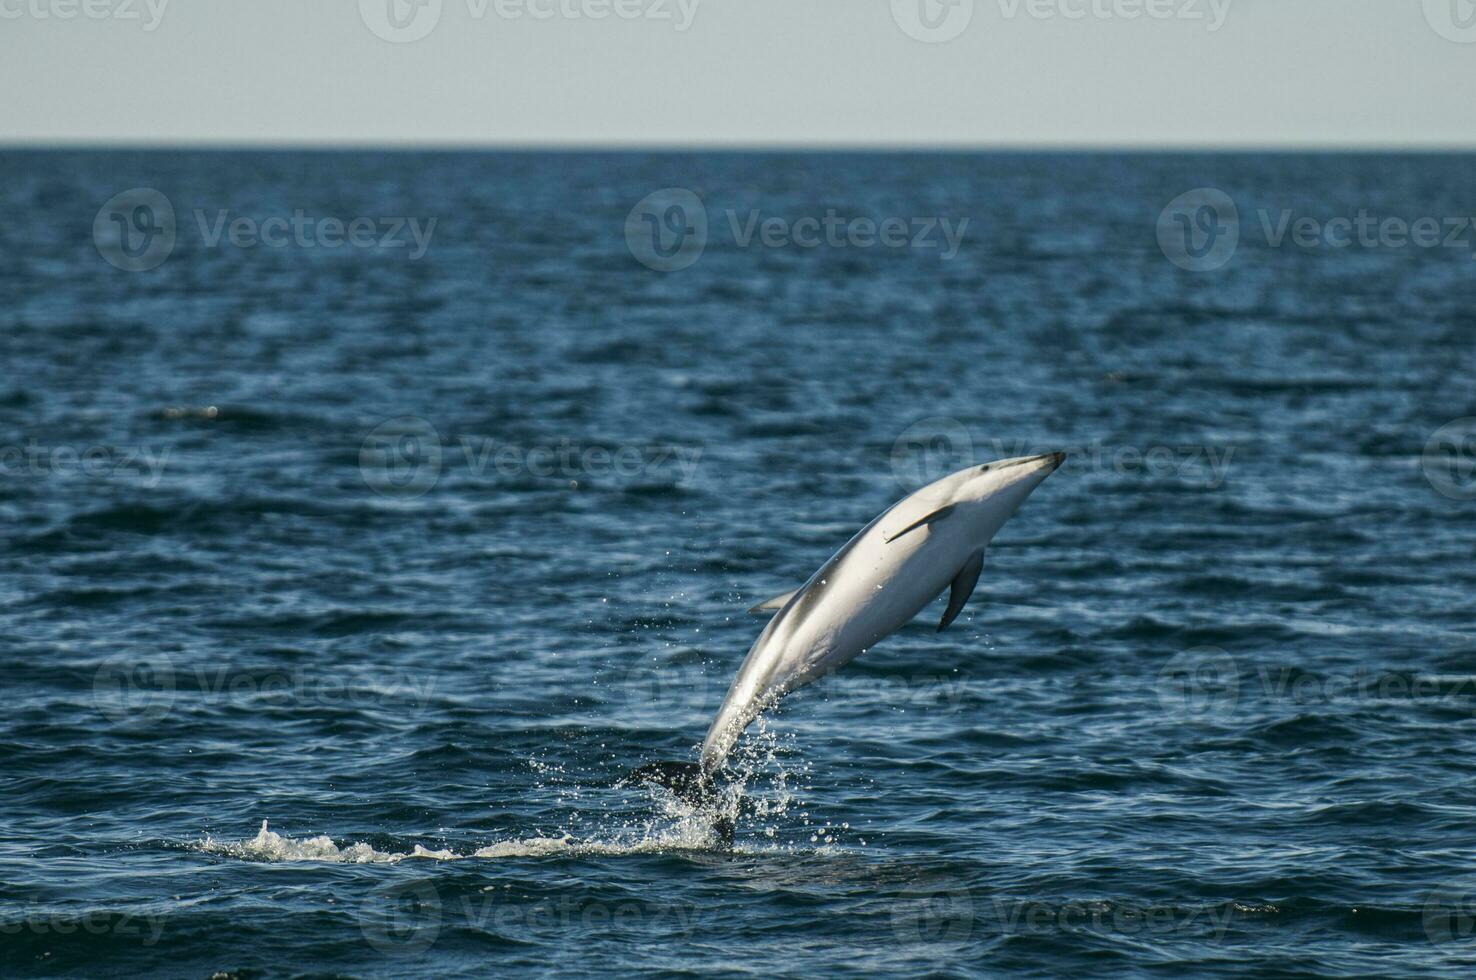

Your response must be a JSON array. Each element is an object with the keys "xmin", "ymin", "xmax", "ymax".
[
  {"xmin": 718, "ymin": 716, "xmax": 814, "ymax": 835},
  {"xmin": 196, "ymin": 724, "xmax": 840, "ymax": 865}
]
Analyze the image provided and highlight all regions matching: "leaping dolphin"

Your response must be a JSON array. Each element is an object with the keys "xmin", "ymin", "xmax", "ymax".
[{"xmin": 626, "ymin": 453, "xmax": 1066, "ymax": 820}]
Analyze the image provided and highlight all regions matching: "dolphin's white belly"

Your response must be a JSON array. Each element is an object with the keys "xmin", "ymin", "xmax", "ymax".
[
  {"xmin": 700, "ymin": 512, "xmax": 975, "ymax": 769},
  {"xmin": 801, "ymin": 526, "xmax": 970, "ymax": 672}
]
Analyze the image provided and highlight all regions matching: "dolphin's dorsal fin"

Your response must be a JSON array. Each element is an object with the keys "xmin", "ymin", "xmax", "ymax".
[
  {"xmin": 883, "ymin": 503, "xmax": 956, "ymax": 543},
  {"xmin": 747, "ymin": 589, "xmax": 801, "ymax": 615},
  {"xmin": 938, "ymin": 550, "xmax": 984, "ymax": 632}
]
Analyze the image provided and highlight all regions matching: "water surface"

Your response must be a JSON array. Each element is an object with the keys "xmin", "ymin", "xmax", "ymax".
[{"xmin": 2, "ymin": 150, "xmax": 1475, "ymax": 978}]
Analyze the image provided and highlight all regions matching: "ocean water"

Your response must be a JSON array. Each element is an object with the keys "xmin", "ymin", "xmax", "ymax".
[{"xmin": 2, "ymin": 149, "xmax": 1475, "ymax": 978}]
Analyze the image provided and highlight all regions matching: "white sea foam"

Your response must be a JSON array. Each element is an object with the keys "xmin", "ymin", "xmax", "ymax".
[
  {"xmin": 197, "ymin": 816, "xmax": 730, "ymax": 864},
  {"xmin": 199, "ymin": 821, "xmax": 457, "ymax": 863}
]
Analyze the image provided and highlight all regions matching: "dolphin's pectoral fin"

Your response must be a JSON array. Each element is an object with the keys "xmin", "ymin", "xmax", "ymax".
[
  {"xmin": 883, "ymin": 503, "xmax": 956, "ymax": 543},
  {"xmin": 938, "ymin": 550, "xmax": 984, "ymax": 632},
  {"xmin": 747, "ymin": 588, "xmax": 801, "ymax": 615}
]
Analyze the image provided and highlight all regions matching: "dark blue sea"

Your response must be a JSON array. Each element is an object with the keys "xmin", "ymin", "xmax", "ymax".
[{"xmin": 2, "ymin": 150, "xmax": 1475, "ymax": 978}]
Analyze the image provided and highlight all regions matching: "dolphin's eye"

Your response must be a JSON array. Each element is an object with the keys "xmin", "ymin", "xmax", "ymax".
[{"xmin": 976, "ymin": 463, "xmax": 992, "ymax": 473}]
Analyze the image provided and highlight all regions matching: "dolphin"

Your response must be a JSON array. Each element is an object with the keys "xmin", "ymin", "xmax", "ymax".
[{"xmin": 625, "ymin": 453, "xmax": 1066, "ymax": 823}]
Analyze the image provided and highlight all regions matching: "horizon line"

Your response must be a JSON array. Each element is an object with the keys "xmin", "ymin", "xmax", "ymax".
[{"xmin": 4, "ymin": 138, "xmax": 1476, "ymax": 154}]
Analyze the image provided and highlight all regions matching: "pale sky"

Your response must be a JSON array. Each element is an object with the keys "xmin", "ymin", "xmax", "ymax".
[{"xmin": 1, "ymin": 0, "xmax": 1472, "ymax": 147}]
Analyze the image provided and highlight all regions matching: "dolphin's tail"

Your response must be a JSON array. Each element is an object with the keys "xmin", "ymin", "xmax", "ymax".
[
  {"xmin": 618, "ymin": 761, "xmax": 734, "ymax": 848},
  {"xmin": 620, "ymin": 761, "xmax": 714, "ymax": 804}
]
